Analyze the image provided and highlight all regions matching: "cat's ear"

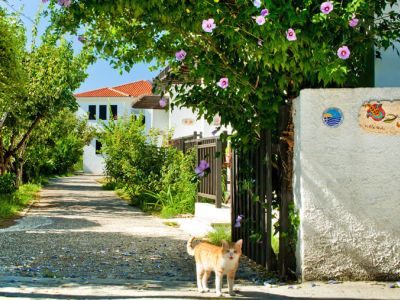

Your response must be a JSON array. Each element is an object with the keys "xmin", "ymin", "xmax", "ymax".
[
  {"xmin": 235, "ymin": 239, "xmax": 243, "ymax": 249},
  {"xmin": 221, "ymin": 240, "xmax": 229, "ymax": 249}
]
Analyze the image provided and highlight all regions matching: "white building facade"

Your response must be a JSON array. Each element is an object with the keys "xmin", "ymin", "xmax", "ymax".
[
  {"xmin": 76, "ymin": 80, "xmax": 228, "ymax": 174},
  {"xmin": 75, "ymin": 81, "xmax": 162, "ymax": 174}
]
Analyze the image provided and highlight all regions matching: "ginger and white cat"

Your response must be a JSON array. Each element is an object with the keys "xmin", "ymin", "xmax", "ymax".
[{"xmin": 187, "ymin": 237, "xmax": 243, "ymax": 297}]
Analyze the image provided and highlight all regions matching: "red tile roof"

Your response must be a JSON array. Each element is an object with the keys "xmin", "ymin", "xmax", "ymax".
[{"xmin": 74, "ymin": 80, "xmax": 153, "ymax": 98}]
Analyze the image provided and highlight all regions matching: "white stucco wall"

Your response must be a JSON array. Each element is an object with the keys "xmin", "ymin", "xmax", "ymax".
[
  {"xmin": 169, "ymin": 106, "xmax": 205, "ymax": 138},
  {"xmin": 77, "ymin": 97, "xmax": 151, "ymax": 174},
  {"xmin": 152, "ymin": 109, "xmax": 169, "ymax": 133},
  {"xmin": 83, "ymin": 139, "xmax": 104, "ymax": 174},
  {"xmin": 294, "ymin": 88, "xmax": 400, "ymax": 281}
]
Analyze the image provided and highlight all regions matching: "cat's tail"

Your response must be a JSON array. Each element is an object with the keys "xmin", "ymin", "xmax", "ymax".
[{"xmin": 187, "ymin": 236, "xmax": 196, "ymax": 256}]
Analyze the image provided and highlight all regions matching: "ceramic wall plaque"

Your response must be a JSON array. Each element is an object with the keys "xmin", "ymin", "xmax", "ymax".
[
  {"xmin": 322, "ymin": 107, "xmax": 344, "ymax": 128},
  {"xmin": 359, "ymin": 100, "xmax": 400, "ymax": 134},
  {"xmin": 182, "ymin": 118, "xmax": 194, "ymax": 126}
]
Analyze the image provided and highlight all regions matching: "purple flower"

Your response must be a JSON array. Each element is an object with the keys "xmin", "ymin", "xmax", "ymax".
[
  {"xmin": 195, "ymin": 160, "xmax": 210, "ymax": 177},
  {"xmin": 255, "ymin": 16, "xmax": 265, "ymax": 25},
  {"xmin": 41, "ymin": 0, "xmax": 49, "ymax": 3},
  {"xmin": 320, "ymin": 1, "xmax": 333, "ymax": 15},
  {"xmin": 286, "ymin": 28, "xmax": 297, "ymax": 41},
  {"xmin": 253, "ymin": 0, "xmax": 261, "ymax": 8},
  {"xmin": 195, "ymin": 167, "xmax": 204, "ymax": 177},
  {"xmin": 159, "ymin": 98, "xmax": 167, "ymax": 108},
  {"xmin": 337, "ymin": 46, "xmax": 351, "ymax": 60},
  {"xmin": 349, "ymin": 15, "xmax": 359, "ymax": 27},
  {"xmin": 175, "ymin": 49, "xmax": 187, "ymax": 61},
  {"xmin": 199, "ymin": 160, "xmax": 209, "ymax": 170},
  {"xmin": 202, "ymin": 19, "xmax": 216, "ymax": 33},
  {"xmin": 234, "ymin": 215, "xmax": 244, "ymax": 228},
  {"xmin": 58, "ymin": 0, "xmax": 71, "ymax": 7},
  {"xmin": 217, "ymin": 77, "xmax": 229, "ymax": 89},
  {"xmin": 261, "ymin": 8, "xmax": 269, "ymax": 17}
]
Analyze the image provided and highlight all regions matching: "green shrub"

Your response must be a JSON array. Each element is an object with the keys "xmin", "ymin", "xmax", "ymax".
[
  {"xmin": 0, "ymin": 173, "xmax": 17, "ymax": 194},
  {"xmin": 100, "ymin": 115, "xmax": 197, "ymax": 216},
  {"xmin": 207, "ymin": 224, "xmax": 231, "ymax": 245},
  {"xmin": 100, "ymin": 114, "xmax": 166, "ymax": 208}
]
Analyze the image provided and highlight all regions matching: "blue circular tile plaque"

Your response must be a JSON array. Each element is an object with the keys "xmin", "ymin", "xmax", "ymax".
[{"xmin": 322, "ymin": 107, "xmax": 344, "ymax": 128}]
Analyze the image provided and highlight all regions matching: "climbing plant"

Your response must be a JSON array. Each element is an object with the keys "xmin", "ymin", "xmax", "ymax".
[{"xmin": 45, "ymin": 0, "xmax": 400, "ymax": 141}]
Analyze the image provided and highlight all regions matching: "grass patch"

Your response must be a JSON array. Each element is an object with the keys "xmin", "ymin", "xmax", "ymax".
[
  {"xmin": 115, "ymin": 188, "xmax": 131, "ymax": 201},
  {"xmin": 207, "ymin": 224, "xmax": 231, "ymax": 245},
  {"xmin": 98, "ymin": 178, "xmax": 132, "ymax": 202},
  {"xmin": 0, "ymin": 183, "xmax": 41, "ymax": 220},
  {"xmin": 163, "ymin": 221, "xmax": 179, "ymax": 228}
]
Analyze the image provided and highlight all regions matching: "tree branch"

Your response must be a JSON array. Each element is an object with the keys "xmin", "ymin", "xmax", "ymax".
[{"xmin": 7, "ymin": 114, "xmax": 43, "ymax": 158}]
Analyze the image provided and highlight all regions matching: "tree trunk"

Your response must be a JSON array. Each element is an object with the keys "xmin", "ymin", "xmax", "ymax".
[
  {"xmin": 278, "ymin": 104, "xmax": 297, "ymax": 280},
  {"xmin": 14, "ymin": 151, "xmax": 25, "ymax": 189}
]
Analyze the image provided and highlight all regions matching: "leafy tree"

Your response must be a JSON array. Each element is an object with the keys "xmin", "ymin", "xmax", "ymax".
[
  {"xmin": 24, "ymin": 109, "xmax": 95, "ymax": 181},
  {"xmin": 0, "ymin": 7, "xmax": 90, "ymax": 183},
  {"xmin": 46, "ymin": 0, "xmax": 400, "ymax": 141}
]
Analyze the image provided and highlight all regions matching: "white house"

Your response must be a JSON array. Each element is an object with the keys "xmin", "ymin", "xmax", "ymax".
[
  {"xmin": 75, "ymin": 80, "xmax": 166, "ymax": 174},
  {"xmin": 75, "ymin": 80, "xmax": 227, "ymax": 174}
]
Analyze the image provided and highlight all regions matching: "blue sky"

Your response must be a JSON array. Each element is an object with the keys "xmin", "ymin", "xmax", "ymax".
[{"xmin": 0, "ymin": 0, "xmax": 160, "ymax": 93}]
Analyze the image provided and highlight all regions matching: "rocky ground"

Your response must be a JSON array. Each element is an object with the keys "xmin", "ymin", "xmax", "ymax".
[{"xmin": 0, "ymin": 176, "xmax": 263, "ymax": 289}]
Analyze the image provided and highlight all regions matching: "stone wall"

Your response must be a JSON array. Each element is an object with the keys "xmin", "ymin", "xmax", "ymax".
[{"xmin": 293, "ymin": 88, "xmax": 400, "ymax": 280}]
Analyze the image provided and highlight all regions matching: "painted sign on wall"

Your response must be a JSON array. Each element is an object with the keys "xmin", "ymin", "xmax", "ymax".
[
  {"xmin": 359, "ymin": 100, "xmax": 400, "ymax": 134},
  {"xmin": 322, "ymin": 107, "xmax": 344, "ymax": 128}
]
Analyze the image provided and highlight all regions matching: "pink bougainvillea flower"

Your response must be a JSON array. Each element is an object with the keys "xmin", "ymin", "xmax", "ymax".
[
  {"xmin": 286, "ymin": 28, "xmax": 297, "ymax": 41},
  {"xmin": 217, "ymin": 77, "xmax": 229, "ymax": 89},
  {"xmin": 320, "ymin": 1, "xmax": 333, "ymax": 14},
  {"xmin": 175, "ymin": 49, "xmax": 187, "ymax": 61},
  {"xmin": 261, "ymin": 8, "xmax": 269, "ymax": 17},
  {"xmin": 337, "ymin": 46, "xmax": 351, "ymax": 60},
  {"xmin": 159, "ymin": 98, "xmax": 167, "ymax": 108},
  {"xmin": 255, "ymin": 16, "xmax": 265, "ymax": 25},
  {"xmin": 349, "ymin": 15, "xmax": 359, "ymax": 27},
  {"xmin": 253, "ymin": 0, "xmax": 261, "ymax": 8},
  {"xmin": 202, "ymin": 18, "xmax": 216, "ymax": 33}
]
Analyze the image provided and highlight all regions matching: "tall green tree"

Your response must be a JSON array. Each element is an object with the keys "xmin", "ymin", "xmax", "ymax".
[
  {"xmin": 24, "ymin": 108, "xmax": 95, "ymax": 181},
  {"xmin": 46, "ymin": 0, "xmax": 400, "ymax": 141},
  {"xmin": 0, "ymin": 7, "xmax": 90, "ymax": 182}
]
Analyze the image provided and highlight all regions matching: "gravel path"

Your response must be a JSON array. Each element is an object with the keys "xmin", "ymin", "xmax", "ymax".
[
  {"xmin": 0, "ymin": 175, "xmax": 258, "ymax": 282},
  {"xmin": 1, "ymin": 175, "xmax": 399, "ymax": 299}
]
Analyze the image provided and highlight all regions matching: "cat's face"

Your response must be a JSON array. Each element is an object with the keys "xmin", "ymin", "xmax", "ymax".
[{"xmin": 221, "ymin": 239, "xmax": 243, "ymax": 261}]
